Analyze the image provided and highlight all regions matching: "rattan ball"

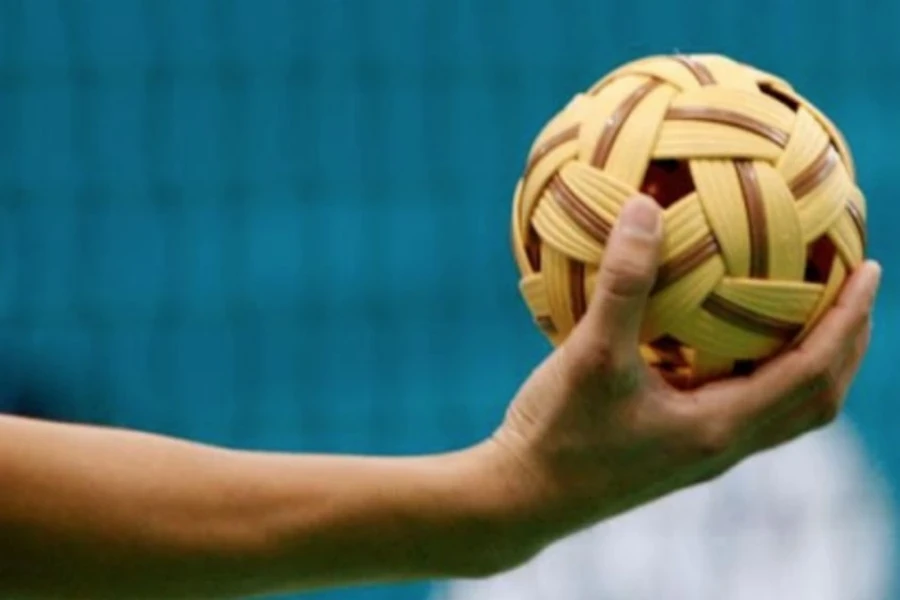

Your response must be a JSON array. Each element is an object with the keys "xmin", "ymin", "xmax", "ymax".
[{"xmin": 511, "ymin": 54, "xmax": 867, "ymax": 384}]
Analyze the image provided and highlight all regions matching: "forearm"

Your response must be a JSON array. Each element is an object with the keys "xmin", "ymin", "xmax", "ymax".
[{"xmin": 0, "ymin": 416, "xmax": 522, "ymax": 599}]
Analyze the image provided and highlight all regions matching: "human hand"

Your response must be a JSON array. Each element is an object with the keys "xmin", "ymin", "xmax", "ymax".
[{"xmin": 485, "ymin": 194, "xmax": 881, "ymax": 553}]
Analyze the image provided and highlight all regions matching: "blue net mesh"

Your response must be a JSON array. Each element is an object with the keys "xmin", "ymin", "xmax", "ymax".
[{"xmin": 0, "ymin": 1, "xmax": 897, "ymax": 598}]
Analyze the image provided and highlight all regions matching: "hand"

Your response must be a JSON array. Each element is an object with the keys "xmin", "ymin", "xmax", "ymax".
[{"xmin": 486, "ymin": 195, "xmax": 881, "ymax": 551}]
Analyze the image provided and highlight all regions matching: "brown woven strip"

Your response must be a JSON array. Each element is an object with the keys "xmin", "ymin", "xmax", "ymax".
[
  {"xmin": 569, "ymin": 261, "xmax": 588, "ymax": 322},
  {"xmin": 524, "ymin": 228, "xmax": 542, "ymax": 271},
  {"xmin": 524, "ymin": 125, "xmax": 579, "ymax": 177},
  {"xmin": 549, "ymin": 175, "xmax": 614, "ymax": 244},
  {"xmin": 592, "ymin": 80, "xmax": 660, "ymax": 168},
  {"xmin": 789, "ymin": 146, "xmax": 839, "ymax": 197},
  {"xmin": 703, "ymin": 293, "xmax": 803, "ymax": 339},
  {"xmin": 845, "ymin": 201, "xmax": 867, "ymax": 252},
  {"xmin": 653, "ymin": 234, "xmax": 720, "ymax": 293},
  {"xmin": 536, "ymin": 315, "xmax": 556, "ymax": 333},
  {"xmin": 735, "ymin": 161, "xmax": 769, "ymax": 277},
  {"xmin": 672, "ymin": 55, "xmax": 716, "ymax": 85},
  {"xmin": 666, "ymin": 107, "xmax": 789, "ymax": 147}
]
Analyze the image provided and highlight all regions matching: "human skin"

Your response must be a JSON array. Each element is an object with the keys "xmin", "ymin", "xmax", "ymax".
[{"xmin": 0, "ymin": 196, "xmax": 880, "ymax": 599}]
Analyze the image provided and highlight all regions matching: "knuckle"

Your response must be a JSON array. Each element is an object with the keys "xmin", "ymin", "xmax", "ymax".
[
  {"xmin": 559, "ymin": 337, "xmax": 644, "ymax": 399},
  {"xmin": 600, "ymin": 256, "xmax": 654, "ymax": 299},
  {"xmin": 565, "ymin": 333, "xmax": 633, "ymax": 379},
  {"xmin": 796, "ymin": 350, "xmax": 831, "ymax": 381},
  {"xmin": 581, "ymin": 339, "xmax": 618, "ymax": 374},
  {"xmin": 813, "ymin": 381, "xmax": 842, "ymax": 423},
  {"xmin": 563, "ymin": 336, "xmax": 616, "ymax": 379},
  {"xmin": 690, "ymin": 420, "xmax": 735, "ymax": 459}
]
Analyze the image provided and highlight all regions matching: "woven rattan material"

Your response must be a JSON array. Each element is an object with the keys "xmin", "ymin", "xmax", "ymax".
[{"xmin": 512, "ymin": 54, "xmax": 867, "ymax": 384}]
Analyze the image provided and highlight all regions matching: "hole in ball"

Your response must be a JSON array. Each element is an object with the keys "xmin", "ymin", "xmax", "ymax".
[
  {"xmin": 804, "ymin": 234, "xmax": 838, "ymax": 284},
  {"xmin": 525, "ymin": 226, "xmax": 542, "ymax": 271},
  {"xmin": 640, "ymin": 160, "xmax": 696, "ymax": 209},
  {"xmin": 648, "ymin": 334, "xmax": 689, "ymax": 371},
  {"xmin": 731, "ymin": 360, "xmax": 757, "ymax": 377},
  {"xmin": 759, "ymin": 83, "xmax": 849, "ymax": 175},
  {"xmin": 758, "ymin": 83, "xmax": 801, "ymax": 112}
]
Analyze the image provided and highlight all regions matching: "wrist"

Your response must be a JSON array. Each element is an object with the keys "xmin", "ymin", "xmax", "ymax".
[
  {"xmin": 470, "ymin": 429, "xmax": 610, "ymax": 552},
  {"xmin": 430, "ymin": 441, "xmax": 554, "ymax": 574},
  {"xmin": 236, "ymin": 447, "xmax": 545, "ymax": 585}
]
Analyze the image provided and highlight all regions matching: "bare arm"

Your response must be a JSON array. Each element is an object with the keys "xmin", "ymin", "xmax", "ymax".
[
  {"xmin": 0, "ymin": 415, "xmax": 516, "ymax": 599},
  {"xmin": 0, "ymin": 197, "xmax": 879, "ymax": 599}
]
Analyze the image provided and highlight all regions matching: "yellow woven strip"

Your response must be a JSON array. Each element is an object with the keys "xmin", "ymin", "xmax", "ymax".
[
  {"xmin": 519, "ymin": 273, "xmax": 550, "ymax": 320},
  {"xmin": 795, "ymin": 165, "xmax": 850, "ymax": 244},
  {"xmin": 796, "ymin": 258, "xmax": 847, "ymax": 343},
  {"xmin": 510, "ymin": 180, "xmax": 533, "ymax": 275},
  {"xmin": 659, "ymin": 192, "xmax": 713, "ymax": 263},
  {"xmin": 714, "ymin": 277, "xmax": 823, "ymax": 323},
  {"xmin": 644, "ymin": 257, "xmax": 724, "ymax": 341},
  {"xmin": 653, "ymin": 121, "xmax": 783, "ymax": 160},
  {"xmin": 519, "ymin": 96, "xmax": 592, "ymax": 225},
  {"xmin": 850, "ymin": 186, "xmax": 867, "ymax": 219},
  {"xmin": 691, "ymin": 160, "xmax": 751, "ymax": 277},
  {"xmin": 690, "ymin": 54, "xmax": 758, "ymax": 90},
  {"xmin": 559, "ymin": 162, "xmax": 634, "ymax": 224},
  {"xmin": 589, "ymin": 56, "xmax": 705, "ymax": 93},
  {"xmin": 776, "ymin": 109, "xmax": 831, "ymax": 184},
  {"xmin": 669, "ymin": 88, "xmax": 796, "ymax": 133},
  {"xmin": 638, "ymin": 344, "xmax": 661, "ymax": 365},
  {"xmin": 829, "ymin": 211, "xmax": 865, "ymax": 268},
  {"xmin": 754, "ymin": 161, "xmax": 806, "ymax": 280},
  {"xmin": 688, "ymin": 350, "xmax": 737, "ymax": 384},
  {"xmin": 520, "ymin": 139, "xmax": 578, "ymax": 226},
  {"xmin": 668, "ymin": 305, "xmax": 784, "ymax": 359},
  {"xmin": 764, "ymin": 80, "xmax": 857, "ymax": 179},
  {"xmin": 602, "ymin": 85, "xmax": 678, "ymax": 188},
  {"xmin": 532, "ymin": 190, "xmax": 605, "ymax": 263},
  {"xmin": 577, "ymin": 75, "xmax": 659, "ymax": 159},
  {"xmin": 526, "ymin": 94, "xmax": 583, "ymax": 157},
  {"xmin": 541, "ymin": 244, "xmax": 578, "ymax": 338}
]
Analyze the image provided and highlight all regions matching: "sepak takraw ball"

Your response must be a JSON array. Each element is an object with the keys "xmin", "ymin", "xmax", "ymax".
[{"xmin": 511, "ymin": 54, "xmax": 867, "ymax": 385}]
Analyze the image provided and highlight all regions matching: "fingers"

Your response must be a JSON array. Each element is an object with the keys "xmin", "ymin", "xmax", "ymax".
[
  {"xmin": 753, "ymin": 319, "xmax": 872, "ymax": 453},
  {"xmin": 747, "ymin": 399, "xmax": 824, "ymax": 456},
  {"xmin": 749, "ymin": 259, "xmax": 880, "ymax": 404},
  {"xmin": 694, "ymin": 259, "xmax": 881, "ymax": 439},
  {"xmin": 569, "ymin": 195, "xmax": 663, "ymax": 369}
]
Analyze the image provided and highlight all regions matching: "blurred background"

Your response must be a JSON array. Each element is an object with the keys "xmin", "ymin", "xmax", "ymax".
[{"xmin": 0, "ymin": 1, "xmax": 896, "ymax": 599}]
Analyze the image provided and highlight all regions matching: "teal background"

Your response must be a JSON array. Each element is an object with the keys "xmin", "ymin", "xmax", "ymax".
[{"xmin": 0, "ymin": 1, "xmax": 896, "ymax": 598}]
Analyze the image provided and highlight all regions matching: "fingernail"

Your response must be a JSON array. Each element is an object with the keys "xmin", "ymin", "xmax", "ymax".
[
  {"xmin": 619, "ymin": 195, "xmax": 661, "ymax": 237},
  {"xmin": 870, "ymin": 260, "xmax": 882, "ymax": 290},
  {"xmin": 867, "ymin": 260, "xmax": 882, "ymax": 303}
]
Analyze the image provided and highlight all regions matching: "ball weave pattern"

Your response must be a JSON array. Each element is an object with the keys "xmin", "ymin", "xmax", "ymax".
[{"xmin": 511, "ymin": 54, "xmax": 867, "ymax": 383}]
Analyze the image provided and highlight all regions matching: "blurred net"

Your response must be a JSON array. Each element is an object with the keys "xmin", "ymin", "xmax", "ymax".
[{"xmin": 0, "ymin": 1, "xmax": 897, "ymax": 599}]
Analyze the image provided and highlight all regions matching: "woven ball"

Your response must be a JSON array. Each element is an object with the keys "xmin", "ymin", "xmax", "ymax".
[{"xmin": 511, "ymin": 54, "xmax": 867, "ymax": 384}]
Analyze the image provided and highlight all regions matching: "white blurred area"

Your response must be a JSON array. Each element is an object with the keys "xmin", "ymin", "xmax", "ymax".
[{"xmin": 432, "ymin": 421, "xmax": 895, "ymax": 600}]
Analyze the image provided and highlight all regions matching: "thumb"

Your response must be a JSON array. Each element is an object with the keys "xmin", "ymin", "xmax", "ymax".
[{"xmin": 577, "ymin": 194, "xmax": 663, "ymax": 362}]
